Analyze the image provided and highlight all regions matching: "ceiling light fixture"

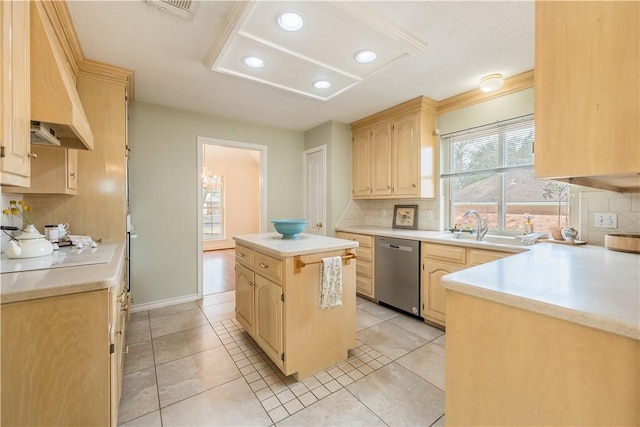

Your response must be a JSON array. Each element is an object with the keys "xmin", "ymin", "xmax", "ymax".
[
  {"xmin": 243, "ymin": 56, "xmax": 265, "ymax": 69},
  {"xmin": 479, "ymin": 73, "xmax": 504, "ymax": 93},
  {"xmin": 313, "ymin": 80, "xmax": 331, "ymax": 89},
  {"xmin": 278, "ymin": 11, "xmax": 303, "ymax": 31},
  {"xmin": 354, "ymin": 49, "xmax": 377, "ymax": 64}
]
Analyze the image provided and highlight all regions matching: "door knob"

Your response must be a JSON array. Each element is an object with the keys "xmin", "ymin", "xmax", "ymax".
[{"xmin": 316, "ymin": 223, "xmax": 323, "ymax": 228}]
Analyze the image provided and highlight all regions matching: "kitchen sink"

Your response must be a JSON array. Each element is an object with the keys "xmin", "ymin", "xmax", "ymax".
[{"xmin": 435, "ymin": 232, "xmax": 530, "ymax": 248}]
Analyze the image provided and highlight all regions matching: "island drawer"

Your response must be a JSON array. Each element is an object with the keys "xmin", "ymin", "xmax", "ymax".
[
  {"xmin": 236, "ymin": 244, "xmax": 255, "ymax": 267},
  {"xmin": 423, "ymin": 242, "xmax": 466, "ymax": 264},
  {"xmin": 254, "ymin": 251, "xmax": 284, "ymax": 283}
]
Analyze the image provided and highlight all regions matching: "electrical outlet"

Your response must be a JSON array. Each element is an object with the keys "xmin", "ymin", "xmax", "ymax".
[
  {"xmin": 381, "ymin": 209, "xmax": 387, "ymax": 218},
  {"xmin": 594, "ymin": 213, "xmax": 617, "ymax": 228}
]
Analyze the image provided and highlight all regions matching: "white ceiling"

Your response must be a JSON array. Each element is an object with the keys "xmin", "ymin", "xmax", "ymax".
[{"xmin": 66, "ymin": 1, "xmax": 534, "ymax": 131}]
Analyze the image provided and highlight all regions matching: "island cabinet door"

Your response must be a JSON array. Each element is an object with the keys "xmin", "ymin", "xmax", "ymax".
[
  {"xmin": 254, "ymin": 274, "xmax": 284, "ymax": 371},
  {"xmin": 235, "ymin": 263, "xmax": 255, "ymax": 335}
]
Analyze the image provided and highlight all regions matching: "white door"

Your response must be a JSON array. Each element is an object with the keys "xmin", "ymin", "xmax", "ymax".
[{"xmin": 303, "ymin": 146, "xmax": 327, "ymax": 236}]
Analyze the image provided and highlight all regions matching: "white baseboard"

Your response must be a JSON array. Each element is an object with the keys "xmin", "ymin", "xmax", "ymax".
[{"xmin": 130, "ymin": 293, "xmax": 200, "ymax": 313}]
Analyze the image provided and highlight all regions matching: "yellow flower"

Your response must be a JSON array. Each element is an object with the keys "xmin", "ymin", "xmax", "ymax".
[{"xmin": 3, "ymin": 200, "xmax": 32, "ymax": 226}]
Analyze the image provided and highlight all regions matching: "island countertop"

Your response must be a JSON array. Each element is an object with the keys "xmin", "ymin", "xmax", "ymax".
[
  {"xmin": 1, "ymin": 241, "xmax": 126, "ymax": 304},
  {"xmin": 233, "ymin": 232, "xmax": 358, "ymax": 257}
]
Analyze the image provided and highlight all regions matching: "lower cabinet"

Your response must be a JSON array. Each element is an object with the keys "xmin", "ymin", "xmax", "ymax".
[
  {"xmin": 336, "ymin": 231, "xmax": 375, "ymax": 299},
  {"xmin": 235, "ymin": 243, "xmax": 356, "ymax": 380},
  {"xmin": 235, "ymin": 262, "xmax": 255, "ymax": 334},
  {"xmin": 254, "ymin": 274, "xmax": 284, "ymax": 371},
  {"xmin": 1, "ymin": 277, "xmax": 128, "ymax": 426},
  {"xmin": 423, "ymin": 260, "xmax": 465, "ymax": 325},
  {"xmin": 421, "ymin": 242, "xmax": 513, "ymax": 328}
]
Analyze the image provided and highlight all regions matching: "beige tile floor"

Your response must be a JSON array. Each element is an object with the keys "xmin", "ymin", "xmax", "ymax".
[{"xmin": 118, "ymin": 292, "xmax": 446, "ymax": 426}]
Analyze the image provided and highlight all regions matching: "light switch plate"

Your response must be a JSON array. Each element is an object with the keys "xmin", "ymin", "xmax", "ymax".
[{"xmin": 594, "ymin": 213, "xmax": 617, "ymax": 228}]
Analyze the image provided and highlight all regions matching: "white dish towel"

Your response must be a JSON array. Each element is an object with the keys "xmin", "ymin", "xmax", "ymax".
[{"xmin": 319, "ymin": 256, "xmax": 343, "ymax": 310}]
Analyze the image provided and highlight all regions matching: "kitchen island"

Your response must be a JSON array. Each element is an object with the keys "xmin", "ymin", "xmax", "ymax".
[
  {"xmin": 442, "ymin": 243, "xmax": 639, "ymax": 426},
  {"xmin": 233, "ymin": 232, "xmax": 358, "ymax": 380}
]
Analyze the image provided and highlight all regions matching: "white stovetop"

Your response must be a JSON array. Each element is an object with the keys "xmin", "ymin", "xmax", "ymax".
[{"xmin": 0, "ymin": 243, "xmax": 117, "ymax": 274}]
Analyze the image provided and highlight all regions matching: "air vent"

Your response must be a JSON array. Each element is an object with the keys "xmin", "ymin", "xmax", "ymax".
[{"xmin": 146, "ymin": 0, "xmax": 196, "ymax": 20}]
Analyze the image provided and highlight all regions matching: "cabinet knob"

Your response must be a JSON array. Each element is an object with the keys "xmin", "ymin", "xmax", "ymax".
[
  {"xmin": 259, "ymin": 263, "xmax": 268, "ymax": 269},
  {"xmin": 28, "ymin": 152, "xmax": 38, "ymax": 159},
  {"xmin": 412, "ymin": 184, "xmax": 416, "ymax": 188},
  {"xmin": 316, "ymin": 223, "xmax": 323, "ymax": 228},
  {"xmin": 70, "ymin": 172, "xmax": 76, "ymax": 177},
  {"xmin": 238, "ymin": 252, "xmax": 245, "ymax": 258}
]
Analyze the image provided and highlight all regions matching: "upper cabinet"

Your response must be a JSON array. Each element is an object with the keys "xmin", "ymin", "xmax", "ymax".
[
  {"xmin": 30, "ymin": 0, "xmax": 93, "ymax": 150},
  {"xmin": 0, "ymin": 1, "xmax": 31, "ymax": 187},
  {"xmin": 350, "ymin": 96, "xmax": 438, "ymax": 199},
  {"xmin": 535, "ymin": 1, "xmax": 639, "ymax": 192}
]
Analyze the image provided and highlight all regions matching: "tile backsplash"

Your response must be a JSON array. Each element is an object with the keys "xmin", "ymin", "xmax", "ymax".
[
  {"xmin": 337, "ymin": 198, "xmax": 443, "ymax": 231},
  {"xmin": 578, "ymin": 190, "xmax": 640, "ymax": 246},
  {"xmin": 337, "ymin": 190, "xmax": 640, "ymax": 247}
]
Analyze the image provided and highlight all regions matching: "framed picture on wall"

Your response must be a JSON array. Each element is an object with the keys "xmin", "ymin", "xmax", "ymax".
[{"xmin": 392, "ymin": 205, "xmax": 418, "ymax": 229}]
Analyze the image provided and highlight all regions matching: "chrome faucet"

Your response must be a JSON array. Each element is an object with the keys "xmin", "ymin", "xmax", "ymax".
[{"xmin": 463, "ymin": 210, "xmax": 488, "ymax": 241}]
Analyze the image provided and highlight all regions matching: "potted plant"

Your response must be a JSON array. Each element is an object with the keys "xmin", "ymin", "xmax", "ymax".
[{"xmin": 542, "ymin": 182, "xmax": 570, "ymax": 239}]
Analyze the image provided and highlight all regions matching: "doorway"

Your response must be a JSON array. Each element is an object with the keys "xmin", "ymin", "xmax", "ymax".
[
  {"xmin": 197, "ymin": 137, "xmax": 267, "ymax": 297},
  {"xmin": 303, "ymin": 145, "xmax": 327, "ymax": 236}
]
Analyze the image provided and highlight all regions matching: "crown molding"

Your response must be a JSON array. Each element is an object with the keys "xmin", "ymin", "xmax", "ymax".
[
  {"xmin": 331, "ymin": 1, "xmax": 427, "ymax": 53},
  {"xmin": 436, "ymin": 70, "xmax": 535, "ymax": 114},
  {"xmin": 41, "ymin": 1, "xmax": 134, "ymax": 99},
  {"xmin": 204, "ymin": 1, "xmax": 254, "ymax": 70}
]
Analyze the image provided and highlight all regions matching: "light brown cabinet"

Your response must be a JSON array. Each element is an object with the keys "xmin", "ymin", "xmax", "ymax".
[
  {"xmin": 350, "ymin": 96, "xmax": 438, "ymax": 199},
  {"xmin": 6, "ymin": 145, "xmax": 78, "ymax": 194},
  {"xmin": 235, "ymin": 244, "xmax": 284, "ymax": 371},
  {"xmin": 1, "ymin": 264, "xmax": 128, "ymax": 426},
  {"xmin": 235, "ymin": 242, "xmax": 356, "ymax": 379},
  {"xmin": 421, "ymin": 242, "xmax": 512, "ymax": 327},
  {"xmin": 0, "ymin": 0, "xmax": 31, "ymax": 187},
  {"xmin": 336, "ymin": 231, "xmax": 375, "ymax": 299},
  {"xmin": 534, "ymin": 1, "xmax": 639, "ymax": 192}
]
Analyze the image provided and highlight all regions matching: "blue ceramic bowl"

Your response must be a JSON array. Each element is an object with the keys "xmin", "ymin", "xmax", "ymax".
[{"xmin": 271, "ymin": 219, "xmax": 308, "ymax": 239}]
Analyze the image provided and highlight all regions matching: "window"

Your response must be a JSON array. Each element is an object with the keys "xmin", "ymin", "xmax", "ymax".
[
  {"xmin": 202, "ymin": 168, "xmax": 224, "ymax": 240},
  {"xmin": 441, "ymin": 115, "xmax": 570, "ymax": 235}
]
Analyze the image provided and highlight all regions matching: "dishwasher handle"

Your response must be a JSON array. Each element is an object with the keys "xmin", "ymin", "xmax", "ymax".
[{"xmin": 380, "ymin": 243, "xmax": 414, "ymax": 252}]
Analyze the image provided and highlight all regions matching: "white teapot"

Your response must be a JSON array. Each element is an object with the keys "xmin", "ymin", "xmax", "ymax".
[{"xmin": 5, "ymin": 225, "xmax": 54, "ymax": 259}]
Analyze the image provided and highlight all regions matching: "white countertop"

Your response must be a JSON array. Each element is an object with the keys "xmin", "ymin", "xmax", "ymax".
[
  {"xmin": 233, "ymin": 232, "xmax": 358, "ymax": 257},
  {"xmin": 336, "ymin": 226, "xmax": 640, "ymax": 340},
  {"xmin": 336, "ymin": 226, "xmax": 527, "ymax": 254},
  {"xmin": 1, "ymin": 240, "xmax": 126, "ymax": 304}
]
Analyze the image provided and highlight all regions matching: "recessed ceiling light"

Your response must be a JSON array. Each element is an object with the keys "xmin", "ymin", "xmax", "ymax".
[
  {"xmin": 354, "ymin": 49, "xmax": 377, "ymax": 64},
  {"xmin": 243, "ymin": 56, "xmax": 265, "ymax": 69},
  {"xmin": 313, "ymin": 80, "xmax": 331, "ymax": 89},
  {"xmin": 278, "ymin": 12, "xmax": 303, "ymax": 31}
]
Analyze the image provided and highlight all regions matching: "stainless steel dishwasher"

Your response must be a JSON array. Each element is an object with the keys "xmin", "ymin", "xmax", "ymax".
[{"xmin": 374, "ymin": 236, "xmax": 421, "ymax": 316}]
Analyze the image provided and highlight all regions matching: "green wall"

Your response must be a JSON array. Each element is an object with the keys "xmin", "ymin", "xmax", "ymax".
[{"xmin": 128, "ymin": 101, "xmax": 305, "ymax": 306}]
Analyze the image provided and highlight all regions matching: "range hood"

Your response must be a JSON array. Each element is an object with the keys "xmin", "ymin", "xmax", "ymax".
[{"xmin": 30, "ymin": 1, "xmax": 93, "ymax": 151}]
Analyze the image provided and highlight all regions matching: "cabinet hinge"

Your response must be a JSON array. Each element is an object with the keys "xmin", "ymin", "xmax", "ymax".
[
  {"xmin": 0, "ymin": 146, "xmax": 4, "ymax": 158},
  {"xmin": 281, "ymin": 353, "xmax": 285, "ymax": 361},
  {"xmin": 281, "ymin": 293, "xmax": 284, "ymax": 302},
  {"xmin": 110, "ymin": 343, "xmax": 115, "ymax": 354}
]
